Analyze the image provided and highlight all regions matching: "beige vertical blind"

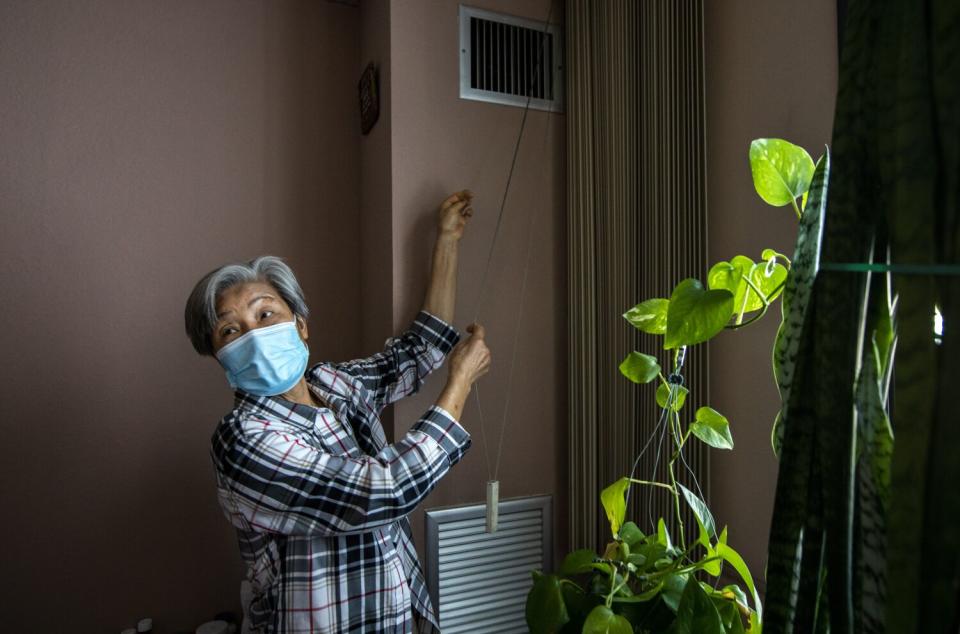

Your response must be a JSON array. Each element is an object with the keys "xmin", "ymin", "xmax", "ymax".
[{"xmin": 567, "ymin": 0, "xmax": 708, "ymax": 550}]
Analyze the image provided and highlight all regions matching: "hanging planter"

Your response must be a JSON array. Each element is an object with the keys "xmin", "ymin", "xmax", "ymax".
[{"xmin": 526, "ymin": 138, "xmax": 828, "ymax": 633}]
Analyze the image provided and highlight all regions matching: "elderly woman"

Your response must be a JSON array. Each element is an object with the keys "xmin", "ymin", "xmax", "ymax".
[{"xmin": 184, "ymin": 192, "xmax": 490, "ymax": 634}]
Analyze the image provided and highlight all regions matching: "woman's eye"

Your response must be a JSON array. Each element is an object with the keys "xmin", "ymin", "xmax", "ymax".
[
  {"xmin": 260, "ymin": 310, "xmax": 274, "ymax": 320},
  {"xmin": 221, "ymin": 326, "xmax": 238, "ymax": 337}
]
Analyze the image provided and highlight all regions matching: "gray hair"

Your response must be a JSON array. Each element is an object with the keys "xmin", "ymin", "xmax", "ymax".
[{"xmin": 184, "ymin": 255, "xmax": 309, "ymax": 356}]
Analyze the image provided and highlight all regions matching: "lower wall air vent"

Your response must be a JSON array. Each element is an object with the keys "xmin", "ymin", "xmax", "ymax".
[
  {"xmin": 459, "ymin": 5, "xmax": 564, "ymax": 112},
  {"xmin": 425, "ymin": 495, "xmax": 553, "ymax": 633}
]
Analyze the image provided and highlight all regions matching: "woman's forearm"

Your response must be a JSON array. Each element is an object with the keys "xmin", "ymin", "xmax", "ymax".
[
  {"xmin": 423, "ymin": 234, "xmax": 459, "ymax": 323},
  {"xmin": 436, "ymin": 374, "xmax": 470, "ymax": 421}
]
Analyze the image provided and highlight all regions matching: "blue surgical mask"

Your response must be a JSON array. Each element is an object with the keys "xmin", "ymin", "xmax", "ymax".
[{"xmin": 216, "ymin": 318, "xmax": 309, "ymax": 396}]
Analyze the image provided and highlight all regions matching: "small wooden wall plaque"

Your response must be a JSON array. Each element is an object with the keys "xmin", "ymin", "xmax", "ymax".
[{"xmin": 358, "ymin": 62, "xmax": 379, "ymax": 135}]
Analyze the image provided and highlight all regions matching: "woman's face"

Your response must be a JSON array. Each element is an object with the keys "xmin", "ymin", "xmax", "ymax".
[{"xmin": 211, "ymin": 281, "xmax": 308, "ymax": 354}]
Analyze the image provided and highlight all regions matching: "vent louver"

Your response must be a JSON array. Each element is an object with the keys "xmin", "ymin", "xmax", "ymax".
[
  {"xmin": 459, "ymin": 5, "xmax": 563, "ymax": 112},
  {"xmin": 425, "ymin": 495, "xmax": 553, "ymax": 633}
]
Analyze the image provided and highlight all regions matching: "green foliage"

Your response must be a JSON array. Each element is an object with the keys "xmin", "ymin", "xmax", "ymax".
[
  {"xmin": 527, "ymin": 573, "xmax": 570, "ymax": 634},
  {"xmin": 664, "ymin": 279, "xmax": 734, "ymax": 349},
  {"xmin": 689, "ymin": 407, "xmax": 734, "ymax": 450},
  {"xmin": 673, "ymin": 579, "xmax": 726, "ymax": 634},
  {"xmin": 527, "ymin": 138, "xmax": 821, "ymax": 633},
  {"xmin": 600, "ymin": 478, "xmax": 631, "ymax": 537},
  {"xmin": 656, "ymin": 383, "xmax": 689, "ymax": 412},
  {"xmin": 619, "ymin": 352, "xmax": 661, "ymax": 384},
  {"xmin": 749, "ymin": 138, "xmax": 815, "ymax": 212},
  {"xmin": 624, "ymin": 298, "xmax": 670, "ymax": 335},
  {"xmin": 583, "ymin": 606, "xmax": 632, "ymax": 634}
]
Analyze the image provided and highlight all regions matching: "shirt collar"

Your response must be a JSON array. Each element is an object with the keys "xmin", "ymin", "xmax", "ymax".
[{"xmin": 231, "ymin": 370, "xmax": 348, "ymax": 429}]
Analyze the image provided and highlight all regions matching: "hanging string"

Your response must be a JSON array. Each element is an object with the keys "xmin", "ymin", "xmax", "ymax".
[
  {"xmin": 470, "ymin": 0, "xmax": 557, "ymax": 486},
  {"xmin": 471, "ymin": 0, "xmax": 557, "ymax": 322}
]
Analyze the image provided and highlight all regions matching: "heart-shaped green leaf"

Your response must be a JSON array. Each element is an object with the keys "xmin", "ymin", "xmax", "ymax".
[
  {"xmin": 583, "ymin": 605, "xmax": 633, "ymax": 634},
  {"xmin": 715, "ymin": 598, "xmax": 748, "ymax": 634},
  {"xmin": 715, "ymin": 541, "xmax": 762, "ymax": 624},
  {"xmin": 709, "ymin": 256, "xmax": 757, "ymax": 316},
  {"xmin": 619, "ymin": 351, "xmax": 661, "ymax": 384},
  {"xmin": 619, "ymin": 521, "xmax": 645, "ymax": 548},
  {"xmin": 623, "ymin": 298, "xmax": 669, "ymax": 335},
  {"xmin": 600, "ymin": 478, "xmax": 630, "ymax": 536},
  {"xmin": 661, "ymin": 573, "xmax": 689, "ymax": 613},
  {"xmin": 656, "ymin": 517, "xmax": 675, "ymax": 553},
  {"xmin": 664, "ymin": 279, "xmax": 735, "ymax": 349},
  {"xmin": 525, "ymin": 573, "xmax": 570, "ymax": 634},
  {"xmin": 673, "ymin": 578, "xmax": 726, "ymax": 634},
  {"xmin": 561, "ymin": 549, "xmax": 598, "ymax": 575},
  {"xmin": 690, "ymin": 407, "xmax": 734, "ymax": 450},
  {"xmin": 749, "ymin": 138, "xmax": 815, "ymax": 207},
  {"xmin": 656, "ymin": 383, "xmax": 689, "ymax": 412},
  {"xmin": 747, "ymin": 258, "xmax": 788, "ymax": 308},
  {"xmin": 679, "ymin": 483, "xmax": 717, "ymax": 540}
]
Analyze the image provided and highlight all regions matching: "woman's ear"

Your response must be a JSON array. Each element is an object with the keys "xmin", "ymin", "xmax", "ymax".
[{"xmin": 296, "ymin": 315, "xmax": 309, "ymax": 342}]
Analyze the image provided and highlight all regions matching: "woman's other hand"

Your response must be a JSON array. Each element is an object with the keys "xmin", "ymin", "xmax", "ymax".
[
  {"xmin": 438, "ymin": 190, "xmax": 474, "ymax": 240},
  {"xmin": 437, "ymin": 323, "xmax": 490, "ymax": 421},
  {"xmin": 449, "ymin": 323, "xmax": 491, "ymax": 386}
]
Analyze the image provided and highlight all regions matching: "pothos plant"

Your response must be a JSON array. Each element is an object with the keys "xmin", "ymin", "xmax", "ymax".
[{"xmin": 525, "ymin": 139, "xmax": 829, "ymax": 633}]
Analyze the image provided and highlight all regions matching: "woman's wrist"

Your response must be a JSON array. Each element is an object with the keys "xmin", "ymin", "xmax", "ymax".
[
  {"xmin": 436, "ymin": 231, "xmax": 460, "ymax": 247},
  {"xmin": 437, "ymin": 374, "xmax": 471, "ymax": 421}
]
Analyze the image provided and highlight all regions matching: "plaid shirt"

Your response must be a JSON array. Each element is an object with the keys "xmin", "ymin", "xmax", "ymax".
[{"xmin": 210, "ymin": 311, "xmax": 470, "ymax": 633}]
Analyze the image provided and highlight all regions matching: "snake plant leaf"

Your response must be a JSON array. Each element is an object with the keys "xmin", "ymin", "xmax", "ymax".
[
  {"xmin": 525, "ymin": 573, "xmax": 570, "ymax": 634},
  {"xmin": 665, "ymin": 279, "xmax": 735, "ymax": 349},
  {"xmin": 583, "ymin": 605, "xmax": 632, "ymax": 634},
  {"xmin": 656, "ymin": 383, "xmax": 689, "ymax": 412},
  {"xmin": 853, "ymin": 274, "xmax": 896, "ymax": 630},
  {"xmin": 623, "ymin": 298, "xmax": 669, "ymax": 335},
  {"xmin": 749, "ymin": 138, "xmax": 815, "ymax": 207},
  {"xmin": 771, "ymin": 150, "xmax": 830, "ymax": 455},
  {"xmin": 619, "ymin": 351, "xmax": 660, "ymax": 384},
  {"xmin": 673, "ymin": 578, "xmax": 726, "ymax": 634},
  {"xmin": 600, "ymin": 478, "xmax": 630, "ymax": 537},
  {"xmin": 690, "ymin": 407, "xmax": 734, "ymax": 450},
  {"xmin": 679, "ymin": 483, "xmax": 717, "ymax": 540}
]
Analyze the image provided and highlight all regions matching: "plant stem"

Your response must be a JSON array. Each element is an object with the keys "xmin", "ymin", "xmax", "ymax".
[
  {"xmin": 605, "ymin": 564, "xmax": 618, "ymax": 608},
  {"xmin": 726, "ymin": 277, "xmax": 787, "ymax": 331},
  {"xmin": 791, "ymin": 197, "xmax": 802, "ymax": 219},
  {"xmin": 627, "ymin": 478, "xmax": 676, "ymax": 492},
  {"xmin": 742, "ymin": 269, "xmax": 770, "ymax": 308},
  {"xmin": 668, "ymin": 461, "xmax": 685, "ymax": 546}
]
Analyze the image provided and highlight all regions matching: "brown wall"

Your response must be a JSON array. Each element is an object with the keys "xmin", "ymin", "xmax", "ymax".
[
  {"xmin": 384, "ymin": 0, "xmax": 568, "ymax": 561},
  {"xmin": 359, "ymin": 0, "xmax": 395, "ymax": 380},
  {"xmin": 705, "ymin": 0, "xmax": 838, "ymax": 589},
  {"xmin": 0, "ymin": 1, "xmax": 361, "ymax": 631}
]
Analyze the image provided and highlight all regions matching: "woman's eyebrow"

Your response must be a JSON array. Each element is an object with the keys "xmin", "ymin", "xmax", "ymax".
[
  {"xmin": 247, "ymin": 294, "xmax": 276, "ymax": 307},
  {"xmin": 216, "ymin": 294, "xmax": 277, "ymax": 319}
]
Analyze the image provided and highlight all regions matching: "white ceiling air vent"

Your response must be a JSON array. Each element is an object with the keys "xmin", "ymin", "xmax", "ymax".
[
  {"xmin": 425, "ymin": 495, "xmax": 553, "ymax": 633},
  {"xmin": 459, "ymin": 5, "xmax": 564, "ymax": 112}
]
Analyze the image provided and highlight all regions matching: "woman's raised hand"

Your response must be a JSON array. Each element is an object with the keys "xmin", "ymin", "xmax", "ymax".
[
  {"xmin": 438, "ymin": 190, "xmax": 474, "ymax": 240},
  {"xmin": 449, "ymin": 323, "xmax": 491, "ymax": 386}
]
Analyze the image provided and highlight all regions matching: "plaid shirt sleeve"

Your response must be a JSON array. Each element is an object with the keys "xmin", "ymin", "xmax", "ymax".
[
  {"xmin": 328, "ymin": 310, "xmax": 460, "ymax": 413},
  {"xmin": 216, "ymin": 404, "xmax": 469, "ymax": 536}
]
